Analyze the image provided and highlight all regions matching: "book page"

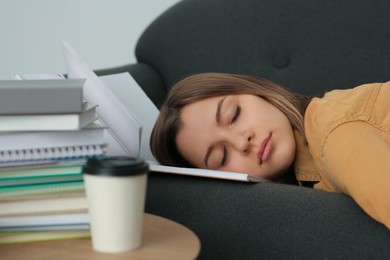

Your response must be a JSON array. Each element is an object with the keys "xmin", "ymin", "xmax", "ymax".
[
  {"xmin": 100, "ymin": 73, "xmax": 159, "ymax": 161},
  {"xmin": 147, "ymin": 161, "xmax": 270, "ymax": 183},
  {"xmin": 62, "ymin": 41, "xmax": 142, "ymax": 158}
]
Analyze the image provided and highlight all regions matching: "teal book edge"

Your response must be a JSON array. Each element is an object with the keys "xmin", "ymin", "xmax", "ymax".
[
  {"xmin": 0, "ymin": 181, "xmax": 84, "ymax": 198},
  {"xmin": 0, "ymin": 175, "xmax": 83, "ymax": 188}
]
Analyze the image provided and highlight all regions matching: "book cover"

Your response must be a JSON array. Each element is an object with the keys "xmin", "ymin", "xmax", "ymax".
[
  {"xmin": 0, "ymin": 191, "xmax": 85, "ymax": 202},
  {"xmin": 63, "ymin": 41, "xmax": 143, "ymax": 158},
  {"xmin": 15, "ymin": 43, "xmax": 158, "ymax": 161},
  {"xmin": 0, "ymin": 213, "xmax": 89, "ymax": 230},
  {"xmin": 99, "ymin": 73, "xmax": 159, "ymax": 161},
  {"xmin": 0, "ymin": 181, "xmax": 84, "ymax": 199},
  {"xmin": 0, "ymin": 161, "xmax": 83, "ymax": 178},
  {"xmin": 0, "ymin": 79, "xmax": 85, "ymax": 114},
  {"xmin": 12, "ymin": 73, "xmax": 66, "ymax": 80},
  {"xmin": 0, "ymin": 122, "xmax": 105, "ymax": 151},
  {"xmin": 0, "ymin": 192, "xmax": 87, "ymax": 217},
  {"xmin": 0, "ymin": 175, "xmax": 83, "ymax": 188},
  {"xmin": 0, "ymin": 144, "xmax": 106, "ymax": 163},
  {"xmin": 1, "ymin": 223, "xmax": 89, "ymax": 232},
  {"xmin": 147, "ymin": 161, "xmax": 270, "ymax": 183},
  {"xmin": 0, "ymin": 230, "xmax": 90, "ymax": 244},
  {"xmin": 0, "ymin": 104, "xmax": 98, "ymax": 132}
]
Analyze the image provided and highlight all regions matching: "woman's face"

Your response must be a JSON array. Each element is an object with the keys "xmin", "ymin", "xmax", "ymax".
[{"xmin": 176, "ymin": 94, "xmax": 296, "ymax": 180}]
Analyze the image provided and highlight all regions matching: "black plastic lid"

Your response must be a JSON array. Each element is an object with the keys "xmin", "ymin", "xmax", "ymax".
[{"xmin": 82, "ymin": 156, "xmax": 149, "ymax": 177}]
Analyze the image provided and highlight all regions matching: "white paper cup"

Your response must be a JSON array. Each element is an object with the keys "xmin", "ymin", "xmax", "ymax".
[{"xmin": 83, "ymin": 157, "xmax": 148, "ymax": 253}]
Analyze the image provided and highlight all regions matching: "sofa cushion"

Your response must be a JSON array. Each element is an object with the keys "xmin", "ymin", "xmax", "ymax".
[{"xmin": 136, "ymin": 0, "xmax": 390, "ymax": 105}]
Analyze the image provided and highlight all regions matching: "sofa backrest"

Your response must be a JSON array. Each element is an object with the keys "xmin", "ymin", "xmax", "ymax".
[{"xmin": 136, "ymin": 0, "xmax": 390, "ymax": 104}]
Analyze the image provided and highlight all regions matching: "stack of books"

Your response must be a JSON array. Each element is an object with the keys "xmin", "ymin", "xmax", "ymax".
[{"xmin": 0, "ymin": 78, "xmax": 107, "ymax": 244}]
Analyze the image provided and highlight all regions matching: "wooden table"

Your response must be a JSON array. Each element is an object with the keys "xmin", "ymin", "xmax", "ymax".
[{"xmin": 0, "ymin": 214, "xmax": 200, "ymax": 260}]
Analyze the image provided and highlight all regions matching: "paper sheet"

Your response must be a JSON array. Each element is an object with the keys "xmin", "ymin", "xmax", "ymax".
[
  {"xmin": 100, "ymin": 73, "xmax": 159, "ymax": 161},
  {"xmin": 62, "ymin": 41, "xmax": 142, "ymax": 158}
]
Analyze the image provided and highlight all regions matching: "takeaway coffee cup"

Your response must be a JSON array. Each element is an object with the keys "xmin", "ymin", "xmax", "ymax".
[{"xmin": 82, "ymin": 156, "xmax": 149, "ymax": 253}]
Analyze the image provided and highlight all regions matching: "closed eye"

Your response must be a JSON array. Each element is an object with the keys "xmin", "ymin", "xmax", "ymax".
[{"xmin": 231, "ymin": 105, "xmax": 241, "ymax": 124}]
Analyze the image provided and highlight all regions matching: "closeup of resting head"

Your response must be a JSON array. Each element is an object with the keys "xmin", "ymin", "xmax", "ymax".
[{"xmin": 150, "ymin": 72, "xmax": 311, "ymax": 181}]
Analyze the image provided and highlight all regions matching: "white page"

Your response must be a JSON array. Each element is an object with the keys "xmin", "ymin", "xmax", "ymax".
[
  {"xmin": 100, "ymin": 73, "xmax": 159, "ymax": 161},
  {"xmin": 12, "ymin": 74, "xmax": 66, "ymax": 80},
  {"xmin": 147, "ymin": 161, "xmax": 270, "ymax": 183},
  {"xmin": 62, "ymin": 41, "xmax": 142, "ymax": 157}
]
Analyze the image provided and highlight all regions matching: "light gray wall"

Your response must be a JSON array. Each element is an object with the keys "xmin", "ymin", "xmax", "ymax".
[{"xmin": 0, "ymin": 0, "xmax": 181, "ymax": 79}]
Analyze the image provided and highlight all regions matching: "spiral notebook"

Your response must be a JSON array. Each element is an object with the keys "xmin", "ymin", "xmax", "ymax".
[{"xmin": 0, "ymin": 144, "xmax": 106, "ymax": 164}]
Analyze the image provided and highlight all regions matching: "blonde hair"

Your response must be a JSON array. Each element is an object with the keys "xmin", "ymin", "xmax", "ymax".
[{"xmin": 150, "ymin": 72, "xmax": 310, "ymax": 167}]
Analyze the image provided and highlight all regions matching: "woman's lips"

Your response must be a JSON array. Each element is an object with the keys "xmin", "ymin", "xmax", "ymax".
[{"xmin": 258, "ymin": 134, "xmax": 273, "ymax": 165}]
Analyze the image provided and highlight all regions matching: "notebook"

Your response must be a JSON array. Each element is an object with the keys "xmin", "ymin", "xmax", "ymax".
[{"xmin": 0, "ymin": 144, "xmax": 106, "ymax": 164}]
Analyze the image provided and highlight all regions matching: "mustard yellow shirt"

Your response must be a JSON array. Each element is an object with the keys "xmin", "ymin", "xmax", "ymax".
[{"xmin": 294, "ymin": 81, "xmax": 390, "ymax": 229}]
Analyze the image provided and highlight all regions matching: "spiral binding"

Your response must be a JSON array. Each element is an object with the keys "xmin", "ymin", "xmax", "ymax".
[{"xmin": 0, "ymin": 144, "xmax": 106, "ymax": 163}]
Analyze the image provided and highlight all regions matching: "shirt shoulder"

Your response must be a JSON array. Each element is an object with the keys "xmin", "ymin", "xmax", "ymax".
[{"xmin": 304, "ymin": 82, "xmax": 385, "ymax": 159}]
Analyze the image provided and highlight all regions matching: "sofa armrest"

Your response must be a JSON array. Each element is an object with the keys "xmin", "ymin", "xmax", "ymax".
[
  {"xmin": 146, "ymin": 173, "xmax": 390, "ymax": 259},
  {"xmin": 95, "ymin": 63, "xmax": 166, "ymax": 108}
]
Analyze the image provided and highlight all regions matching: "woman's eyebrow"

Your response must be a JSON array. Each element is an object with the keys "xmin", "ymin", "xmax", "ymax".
[{"xmin": 215, "ymin": 97, "xmax": 226, "ymax": 123}]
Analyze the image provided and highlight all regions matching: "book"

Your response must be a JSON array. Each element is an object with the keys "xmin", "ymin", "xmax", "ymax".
[
  {"xmin": 147, "ymin": 161, "xmax": 270, "ymax": 183},
  {"xmin": 15, "ymin": 42, "xmax": 158, "ymax": 161},
  {"xmin": 0, "ymin": 122, "xmax": 105, "ymax": 151},
  {"xmin": 0, "ymin": 104, "xmax": 98, "ymax": 132},
  {"xmin": 0, "ymin": 79, "xmax": 85, "ymax": 114},
  {"xmin": 0, "ymin": 181, "xmax": 84, "ymax": 198},
  {"xmin": 0, "ymin": 144, "xmax": 106, "ymax": 163},
  {"xmin": 63, "ymin": 41, "xmax": 144, "ymax": 158},
  {"xmin": 0, "ymin": 230, "xmax": 90, "ymax": 244},
  {"xmin": 1, "ymin": 223, "xmax": 89, "ymax": 232},
  {"xmin": 0, "ymin": 213, "xmax": 89, "ymax": 231},
  {"xmin": 99, "ymin": 73, "xmax": 159, "ymax": 161},
  {"xmin": 0, "ymin": 160, "xmax": 57, "ymax": 169},
  {"xmin": 12, "ymin": 73, "xmax": 66, "ymax": 80},
  {"xmin": 0, "ymin": 190, "xmax": 85, "ymax": 202},
  {"xmin": 0, "ymin": 192, "xmax": 87, "ymax": 217},
  {"xmin": 0, "ymin": 162, "xmax": 82, "ymax": 178},
  {"xmin": 0, "ymin": 175, "xmax": 83, "ymax": 188}
]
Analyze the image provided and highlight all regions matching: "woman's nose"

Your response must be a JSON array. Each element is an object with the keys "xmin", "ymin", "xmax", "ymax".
[{"xmin": 227, "ymin": 131, "xmax": 254, "ymax": 153}]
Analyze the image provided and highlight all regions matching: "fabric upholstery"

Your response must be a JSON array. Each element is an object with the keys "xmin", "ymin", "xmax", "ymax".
[{"xmin": 136, "ymin": 0, "xmax": 390, "ymax": 99}]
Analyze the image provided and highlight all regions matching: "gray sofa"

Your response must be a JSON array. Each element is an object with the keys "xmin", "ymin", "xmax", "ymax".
[{"xmin": 97, "ymin": 0, "xmax": 390, "ymax": 259}]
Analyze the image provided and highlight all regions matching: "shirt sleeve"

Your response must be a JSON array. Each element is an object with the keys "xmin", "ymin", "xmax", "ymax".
[{"xmin": 318, "ymin": 121, "xmax": 390, "ymax": 229}]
